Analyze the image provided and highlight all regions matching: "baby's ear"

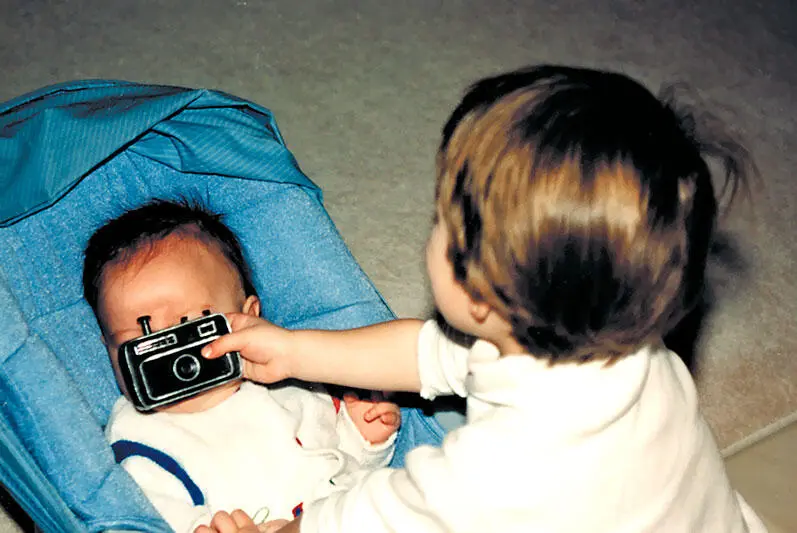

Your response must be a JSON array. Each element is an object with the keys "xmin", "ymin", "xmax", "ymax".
[{"xmin": 242, "ymin": 295, "xmax": 261, "ymax": 317}]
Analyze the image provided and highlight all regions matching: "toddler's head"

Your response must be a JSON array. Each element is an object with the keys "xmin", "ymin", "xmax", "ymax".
[
  {"xmin": 434, "ymin": 65, "xmax": 752, "ymax": 363},
  {"xmin": 83, "ymin": 198, "xmax": 259, "ymax": 411}
]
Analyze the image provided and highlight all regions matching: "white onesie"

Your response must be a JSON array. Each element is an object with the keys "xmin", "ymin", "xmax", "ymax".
[{"xmin": 105, "ymin": 381, "xmax": 395, "ymax": 532}]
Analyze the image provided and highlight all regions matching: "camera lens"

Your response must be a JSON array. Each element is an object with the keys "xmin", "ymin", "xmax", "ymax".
[{"xmin": 173, "ymin": 354, "xmax": 201, "ymax": 382}]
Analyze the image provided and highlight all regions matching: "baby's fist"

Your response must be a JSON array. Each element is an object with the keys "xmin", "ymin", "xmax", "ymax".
[{"xmin": 343, "ymin": 392, "xmax": 401, "ymax": 444}]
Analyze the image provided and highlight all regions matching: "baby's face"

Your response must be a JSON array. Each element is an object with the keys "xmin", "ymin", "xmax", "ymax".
[{"xmin": 97, "ymin": 234, "xmax": 258, "ymax": 413}]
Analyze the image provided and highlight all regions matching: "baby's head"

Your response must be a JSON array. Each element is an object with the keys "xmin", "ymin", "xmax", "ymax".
[
  {"xmin": 83, "ymin": 198, "xmax": 259, "ymax": 411},
  {"xmin": 433, "ymin": 65, "xmax": 751, "ymax": 363}
]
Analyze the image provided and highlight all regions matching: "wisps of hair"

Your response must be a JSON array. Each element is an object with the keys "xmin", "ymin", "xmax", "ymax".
[{"xmin": 658, "ymin": 82, "xmax": 757, "ymax": 213}]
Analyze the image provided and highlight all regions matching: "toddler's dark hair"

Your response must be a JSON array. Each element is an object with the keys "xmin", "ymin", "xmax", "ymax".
[
  {"xmin": 436, "ymin": 65, "xmax": 754, "ymax": 363},
  {"xmin": 83, "ymin": 198, "xmax": 258, "ymax": 320}
]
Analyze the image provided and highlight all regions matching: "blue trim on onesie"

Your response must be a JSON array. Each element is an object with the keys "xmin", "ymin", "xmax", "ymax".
[{"xmin": 111, "ymin": 439, "xmax": 205, "ymax": 506}]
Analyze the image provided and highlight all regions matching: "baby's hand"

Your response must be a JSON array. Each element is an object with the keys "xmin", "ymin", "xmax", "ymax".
[
  {"xmin": 261, "ymin": 519, "xmax": 291, "ymax": 533},
  {"xmin": 195, "ymin": 509, "xmax": 262, "ymax": 533},
  {"xmin": 202, "ymin": 313, "xmax": 296, "ymax": 385},
  {"xmin": 343, "ymin": 391, "xmax": 401, "ymax": 444}
]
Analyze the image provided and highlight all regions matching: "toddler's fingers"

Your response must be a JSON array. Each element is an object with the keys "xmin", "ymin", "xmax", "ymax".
[
  {"xmin": 201, "ymin": 330, "xmax": 250, "ymax": 360},
  {"xmin": 202, "ymin": 315, "xmax": 276, "ymax": 359}
]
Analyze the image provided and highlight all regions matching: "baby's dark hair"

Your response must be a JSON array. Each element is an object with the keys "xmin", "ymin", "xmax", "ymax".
[
  {"xmin": 83, "ymin": 198, "xmax": 258, "ymax": 319},
  {"xmin": 436, "ymin": 65, "xmax": 754, "ymax": 363}
]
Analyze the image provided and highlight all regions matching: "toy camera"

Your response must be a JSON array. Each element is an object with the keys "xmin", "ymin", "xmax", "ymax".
[{"xmin": 117, "ymin": 311, "xmax": 241, "ymax": 411}]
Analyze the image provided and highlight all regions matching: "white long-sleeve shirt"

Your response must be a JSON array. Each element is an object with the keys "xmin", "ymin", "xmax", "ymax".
[
  {"xmin": 105, "ymin": 381, "xmax": 395, "ymax": 532},
  {"xmin": 299, "ymin": 320, "xmax": 767, "ymax": 533}
]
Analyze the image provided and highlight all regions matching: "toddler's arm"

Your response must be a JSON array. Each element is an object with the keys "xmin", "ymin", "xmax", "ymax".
[{"xmin": 202, "ymin": 314, "xmax": 424, "ymax": 393}]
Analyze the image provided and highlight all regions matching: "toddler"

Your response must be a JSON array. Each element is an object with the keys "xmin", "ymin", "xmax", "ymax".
[
  {"xmin": 198, "ymin": 65, "xmax": 767, "ymax": 532},
  {"xmin": 83, "ymin": 199, "xmax": 401, "ymax": 532}
]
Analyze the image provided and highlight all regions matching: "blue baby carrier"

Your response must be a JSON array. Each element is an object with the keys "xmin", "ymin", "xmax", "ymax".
[{"xmin": 0, "ymin": 81, "xmax": 445, "ymax": 532}]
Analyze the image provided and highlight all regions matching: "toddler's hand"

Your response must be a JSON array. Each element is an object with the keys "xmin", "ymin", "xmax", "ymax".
[
  {"xmin": 202, "ymin": 313, "xmax": 295, "ymax": 385},
  {"xmin": 343, "ymin": 391, "xmax": 401, "ymax": 444}
]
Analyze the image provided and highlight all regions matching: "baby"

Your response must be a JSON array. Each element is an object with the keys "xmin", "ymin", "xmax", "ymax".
[
  {"xmin": 197, "ymin": 65, "xmax": 768, "ymax": 532},
  {"xmin": 82, "ymin": 198, "xmax": 401, "ymax": 532}
]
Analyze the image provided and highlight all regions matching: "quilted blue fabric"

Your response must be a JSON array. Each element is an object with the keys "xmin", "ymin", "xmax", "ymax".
[{"xmin": 0, "ymin": 81, "xmax": 444, "ymax": 532}]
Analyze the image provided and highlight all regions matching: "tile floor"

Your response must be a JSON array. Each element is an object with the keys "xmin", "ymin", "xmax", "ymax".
[{"xmin": 1, "ymin": 420, "xmax": 795, "ymax": 532}]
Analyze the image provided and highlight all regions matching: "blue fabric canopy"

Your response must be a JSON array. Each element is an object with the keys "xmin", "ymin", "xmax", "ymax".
[
  {"xmin": 0, "ymin": 80, "xmax": 316, "ymax": 226},
  {"xmin": 0, "ymin": 81, "xmax": 444, "ymax": 532}
]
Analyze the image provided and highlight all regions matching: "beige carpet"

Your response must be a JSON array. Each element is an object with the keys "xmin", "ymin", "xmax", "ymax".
[{"xmin": 1, "ymin": 0, "xmax": 795, "ymax": 452}]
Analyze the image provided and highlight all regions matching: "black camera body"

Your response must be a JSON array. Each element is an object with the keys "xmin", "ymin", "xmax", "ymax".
[{"xmin": 118, "ymin": 312, "xmax": 242, "ymax": 412}]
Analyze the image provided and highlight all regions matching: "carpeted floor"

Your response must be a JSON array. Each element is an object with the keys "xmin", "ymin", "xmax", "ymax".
[{"xmin": 2, "ymin": 0, "xmax": 795, "ymax": 453}]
